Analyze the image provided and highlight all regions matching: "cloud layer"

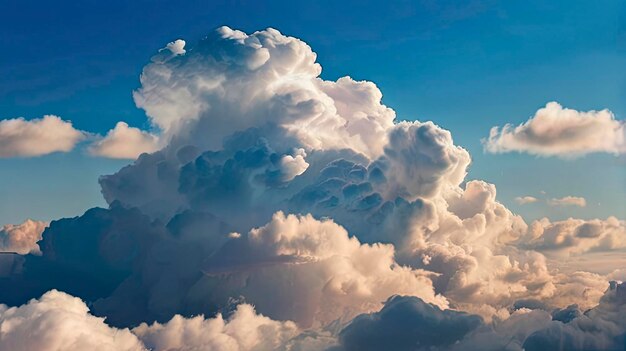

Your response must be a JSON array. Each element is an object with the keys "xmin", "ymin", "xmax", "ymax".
[{"xmin": 484, "ymin": 102, "xmax": 625, "ymax": 157}]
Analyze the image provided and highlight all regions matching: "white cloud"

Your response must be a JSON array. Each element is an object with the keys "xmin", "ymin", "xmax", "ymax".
[
  {"xmin": 0, "ymin": 290, "xmax": 145, "ymax": 351},
  {"xmin": 133, "ymin": 27, "xmax": 396, "ymax": 159},
  {"xmin": 0, "ymin": 219, "xmax": 48, "ymax": 255},
  {"xmin": 0, "ymin": 290, "xmax": 331, "ymax": 351},
  {"xmin": 92, "ymin": 28, "xmax": 617, "ymax": 322},
  {"xmin": 0, "ymin": 115, "xmax": 85, "ymax": 157},
  {"xmin": 521, "ymin": 216, "xmax": 626, "ymax": 255},
  {"xmin": 165, "ymin": 39, "xmax": 186, "ymax": 55},
  {"xmin": 515, "ymin": 196, "xmax": 538, "ymax": 205},
  {"xmin": 276, "ymin": 148, "xmax": 309, "ymax": 182},
  {"xmin": 89, "ymin": 122, "xmax": 160, "ymax": 159},
  {"xmin": 484, "ymin": 102, "xmax": 625, "ymax": 157},
  {"xmin": 201, "ymin": 211, "xmax": 447, "ymax": 327},
  {"xmin": 134, "ymin": 304, "xmax": 299, "ymax": 351},
  {"xmin": 547, "ymin": 196, "xmax": 586, "ymax": 207}
]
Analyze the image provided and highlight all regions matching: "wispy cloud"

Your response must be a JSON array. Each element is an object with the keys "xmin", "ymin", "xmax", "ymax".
[
  {"xmin": 515, "ymin": 196, "xmax": 538, "ymax": 205},
  {"xmin": 548, "ymin": 196, "xmax": 587, "ymax": 207}
]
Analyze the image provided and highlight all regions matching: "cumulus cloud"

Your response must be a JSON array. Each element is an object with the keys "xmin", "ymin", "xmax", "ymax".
[
  {"xmin": 0, "ymin": 115, "xmax": 85, "ymax": 157},
  {"xmin": 0, "ymin": 289, "xmax": 331, "ymax": 351},
  {"xmin": 515, "ymin": 196, "xmax": 538, "ymax": 205},
  {"xmin": 337, "ymin": 295, "xmax": 482, "ymax": 351},
  {"xmin": 201, "ymin": 211, "xmax": 446, "ymax": 326},
  {"xmin": 134, "ymin": 304, "xmax": 300, "ymax": 351},
  {"xmin": 547, "ymin": 196, "xmax": 587, "ymax": 207},
  {"xmin": 133, "ymin": 26, "xmax": 395, "ymax": 158},
  {"xmin": 484, "ymin": 102, "xmax": 626, "ymax": 157},
  {"xmin": 276, "ymin": 148, "xmax": 309, "ymax": 182},
  {"xmin": 89, "ymin": 122, "xmax": 161, "ymax": 159},
  {"xmin": 0, "ymin": 219, "xmax": 48, "ymax": 255},
  {"xmin": 0, "ymin": 290, "xmax": 144, "ymax": 351},
  {"xmin": 337, "ymin": 282, "xmax": 626, "ymax": 351},
  {"xmin": 165, "ymin": 39, "xmax": 186, "ymax": 55},
  {"xmin": 521, "ymin": 216, "xmax": 626, "ymax": 255}
]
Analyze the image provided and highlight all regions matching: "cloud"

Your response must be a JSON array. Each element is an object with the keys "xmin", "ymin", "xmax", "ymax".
[
  {"xmin": 0, "ymin": 115, "xmax": 85, "ymax": 157},
  {"xmin": 515, "ymin": 196, "xmax": 538, "ymax": 205},
  {"xmin": 201, "ymin": 211, "xmax": 446, "ymax": 327},
  {"xmin": 133, "ymin": 26, "xmax": 396, "ymax": 159},
  {"xmin": 337, "ymin": 282, "xmax": 626, "ymax": 351},
  {"xmin": 89, "ymin": 122, "xmax": 161, "ymax": 159},
  {"xmin": 0, "ymin": 289, "xmax": 333, "ymax": 351},
  {"xmin": 165, "ymin": 39, "xmax": 186, "ymax": 56},
  {"xmin": 0, "ymin": 290, "xmax": 144, "ymax": 351},
  {"xmin": 337, "ymin": 295, "xmax": 482, "ymax": 351},
  {"xmin": 484, "ymin": 102, "xmax": 626, "ymax": 157},
  {"xmin": 0, "ymin": 219, "xmax": 48, "ymax": 255},
  {"xmin": 547, "ymin": 196, "xmax": 586, "ymax": 207},
  {"xmin": 134, "ymin": 304, "xmax": 300, "ymax": 351},
  {"xmin": 276, "ymin": 148, "xmax": 309, "ymax": 182},
  {"xmin": 6, "ymin": 284, "xmax": 626, "ymax": 351},
  {"xmin": 14, "ymin": 28, "xmax": 608, "ymax": 324},
  {"xmin": 521, "ymin": 216, "xmax": 626, "ymax": 255}
]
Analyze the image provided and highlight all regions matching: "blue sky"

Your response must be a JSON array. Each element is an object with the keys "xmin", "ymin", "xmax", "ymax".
[{"xmin": 1, "ymin": 0, "xmax": 625, "ymax": 224}]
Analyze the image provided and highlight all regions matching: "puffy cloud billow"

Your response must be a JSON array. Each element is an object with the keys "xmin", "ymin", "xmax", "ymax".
[
  {"xmin": 484, "ymin": 102, "xmax": 626, "ymax": 157},
  {"xmin": 0, "ymin": 115, "xmax": 85, "ymax": 157},
  {"xmin": 547, "ymin": 196, "xmax": 587, "ymax": 208},
  {"xmin": 89, "ymin": 122, "xmax": 161, "ymax": 159},
  {"xmin": 0, "ymin": 219, "xmax": 48, "ymax": 255},
  {"xmin": 1, "ymin": 26, "xmax": 625, "ymax": 350}
]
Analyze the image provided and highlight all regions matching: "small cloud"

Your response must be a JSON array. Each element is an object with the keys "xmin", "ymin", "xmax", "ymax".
[
  {"xmin": 0, "ymin": 115, "xmax": 85, "ymax": 158},
  {"xmin": 165, "ymin": 39, "xmax": 186, "ymax": 55},
  {"xmin": 548, "ymin": 196, "xmax": 587, "ymax": 207},
  {"xmin": 483, "ymin": 102, "xmax": 625, "ymax": 157},
  {"xmin": 89, "ymin": 122, "xmax": 160, "ymax": 159},
  {"xmin": 0, "ymin": 219, "xmax": 49, "ymax": 255},
  {"xmin": 515, "ymin": 196, "xmax": 538, "ymax": 205}
]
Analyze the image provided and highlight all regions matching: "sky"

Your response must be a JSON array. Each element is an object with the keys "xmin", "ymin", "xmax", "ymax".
[
  {"xmin": 1, "ymin": 0, "xmax": 624, "ymax": 225},
  {"xmin": 1, "ymin": 2, "xmax": 626, "ymax": 350}
]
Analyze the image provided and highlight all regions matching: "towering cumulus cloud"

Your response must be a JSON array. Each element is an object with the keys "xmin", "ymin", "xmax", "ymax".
[{"xmin": 1, "ymin": 26, "xmax": 624, "ymax": 350}]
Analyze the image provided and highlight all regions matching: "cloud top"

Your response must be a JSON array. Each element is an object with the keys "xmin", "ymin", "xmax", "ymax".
[{"xmin": 515, "ymin": 196, "xmax": 538, "ymax": 205}]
